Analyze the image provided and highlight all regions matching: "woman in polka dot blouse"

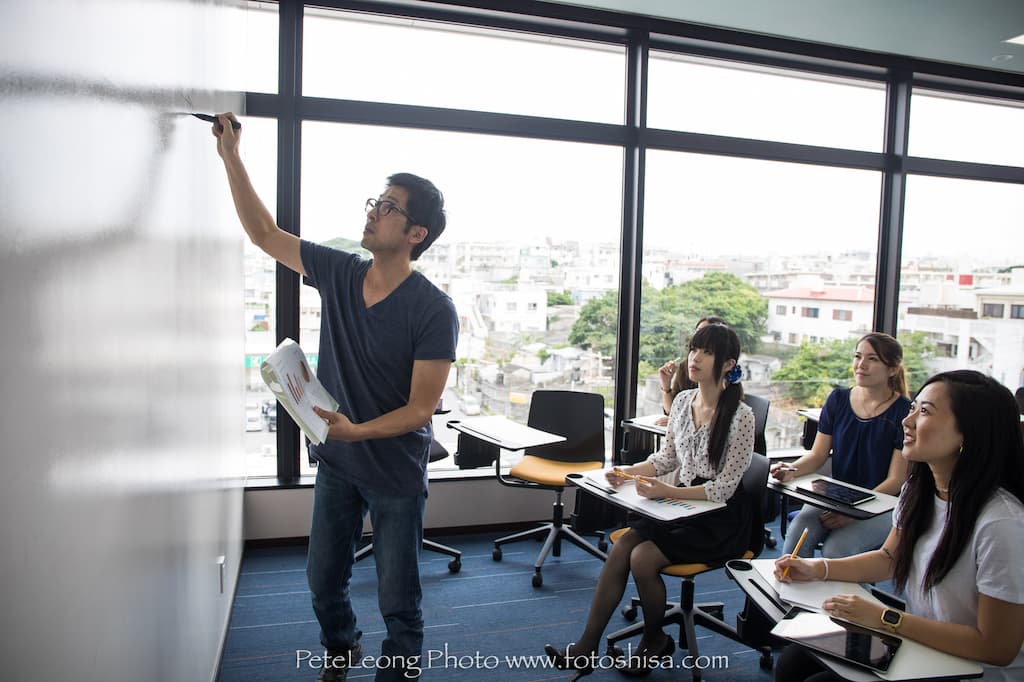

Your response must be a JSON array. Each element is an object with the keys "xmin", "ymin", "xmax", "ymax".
[{"xmin": 545, "ymin": 323, "xmax": 754, "ymax": 677}]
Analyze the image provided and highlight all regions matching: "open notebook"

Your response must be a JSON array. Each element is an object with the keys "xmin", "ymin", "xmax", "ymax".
[{"xmin": 570, "ymin": 469, "xmax": 725, "ymax": 522}]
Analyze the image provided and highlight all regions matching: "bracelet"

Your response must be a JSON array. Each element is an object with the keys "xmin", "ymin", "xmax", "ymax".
[
  {"xmin": 821, "ymin": 558, "xmax": 830, "ymax": 581},
  {"xmin": 660, "ymin": 386, "xmax": 672, "ymax": 393}
]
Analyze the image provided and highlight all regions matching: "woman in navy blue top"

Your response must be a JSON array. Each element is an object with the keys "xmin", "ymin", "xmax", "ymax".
[{"xmin": 771, "ymin": 333, "xmax": 912, "ymax": 558}]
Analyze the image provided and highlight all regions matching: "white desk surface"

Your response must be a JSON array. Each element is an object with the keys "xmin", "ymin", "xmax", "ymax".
[
  {"xmin": 570, "ymin": 468, "xmax": 724, "ymax": 522},
  {"xmin": 446, "ymin": 416, "xmax": 565, "ymax": 451},
  {"xmin": 621, "ymin": 413, "xmax": 668, "ymax": 435},
  {"xmin": 798, "ymin": 407, "xmax": 823, "ymax": 422},
  {"xmin": 745, "ymin": 560, "xmax": 982, "ymax": 681}
]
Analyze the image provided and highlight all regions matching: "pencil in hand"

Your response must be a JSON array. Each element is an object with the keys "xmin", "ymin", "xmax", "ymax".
[
  {"xmin": 782, "ymin": 527, "xmax": 809, "ymax": 580},
  {"xmin": 612, "ymin": 468, "xmax": 640, "ymax": 481}
]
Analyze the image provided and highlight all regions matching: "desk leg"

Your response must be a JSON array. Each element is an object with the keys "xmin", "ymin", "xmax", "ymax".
[{"xmin": 779, "ymin": 495, "xmax": 789, "ymax": 540}]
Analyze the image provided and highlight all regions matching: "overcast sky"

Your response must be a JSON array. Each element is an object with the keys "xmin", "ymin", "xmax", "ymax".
[{"xmin": 237, "ymin": 6, "xmax": 1022, "ymax": 268}]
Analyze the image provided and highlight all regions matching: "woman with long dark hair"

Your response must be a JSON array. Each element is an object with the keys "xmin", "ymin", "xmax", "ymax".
[
  {"xmin": 771, "ymin": 332, "xmax": 912, "ymax": 558},
  {"xmin": 655, "ymin": 315, "xmax": 728, "ymax": 423},
  {"xmin": 774, "ymin": 370, "xmax": 1024, "ymax": 681},
  {"xmin": 545, "ymin": 324, "xmax": 755, "ymax": 678}
]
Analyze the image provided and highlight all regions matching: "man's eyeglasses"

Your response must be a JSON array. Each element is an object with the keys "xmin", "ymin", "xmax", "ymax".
[{"xmin": 365, "ymin": 197, "xmax": 415, "ymax": 223}]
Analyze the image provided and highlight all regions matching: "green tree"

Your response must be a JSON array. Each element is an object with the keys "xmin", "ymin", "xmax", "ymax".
[
  {"xmin": 771, "ymin": 338, "xmax": 855, "ymax": 406},
  {"xmin": 547, "ymin": 290, "xmax": 573, "ymax": 306},
  {"xmin": 897, "ymin": 331, "xmax": 937, "ymax": 393},
  {"xmin": 569, "ymin": 290, "xmax": 619, "ymax": 357},
  {"xmin": 568, "ymin": 272, "xmax": 768, "ymax": 365},
  {"xmin": 667, "ymin": 272, "xmax": 767, "ymax": 354},
  {"xmin": 772, "ymin": 332, "xmax": 937, "ymax": 406},
  {"xmin": 322, "ymin": 236, "xmax": 370, "ymax": 258}
]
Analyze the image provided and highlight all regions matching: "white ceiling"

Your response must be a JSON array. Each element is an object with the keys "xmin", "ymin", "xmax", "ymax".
[{"xmin": 546, "ymin": 0, "xmax": 1024, "ymax": 77}]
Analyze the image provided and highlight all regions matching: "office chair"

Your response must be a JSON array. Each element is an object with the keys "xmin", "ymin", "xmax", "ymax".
[
  {"xmin": 355, "ymin": 438, "xmax": 462, "ymax": 573},
  {"xmin": 491, "ymin": 390, "xmax": 608, "ymax": 587},
  {"xmin": 605, "ymin": 453, "xmax": 774, "ymax": 680},
  {"xmin": 742, "ymin": 394, "xmax": 776, "ymax": 548}
]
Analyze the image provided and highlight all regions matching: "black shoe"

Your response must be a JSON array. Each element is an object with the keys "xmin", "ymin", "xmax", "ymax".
[
  {"xmin": 316, "ymin": 643, "xmax": 363, "ymax": 682},
  {"xmin": 544, "ymin": 643, "xmax": 595, "ymax": 679},
  {"xmin": 616, "ymin": 632, "xmax": 675, "ymax": 677}
]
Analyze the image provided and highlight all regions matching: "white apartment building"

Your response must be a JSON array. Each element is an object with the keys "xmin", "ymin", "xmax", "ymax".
[
  {"xmin": 642, "ymin": 257, "xmax": 729, "ymax": 290},
  {"xmin": 477, "ymin": 285, "xmax": 547, "ymax": 334},
  {"xmin": 766, "ymin": 279, "xmax": 874, "ymax": 345},
  {"xmin": 902, "ymin": 267, "xmax": 1024, "ymax": 388}
]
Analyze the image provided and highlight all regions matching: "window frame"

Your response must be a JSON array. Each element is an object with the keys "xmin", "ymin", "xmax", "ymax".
[{"xmin": 245, "ymin": 0, "xmax": 1024, "ymax": 485}]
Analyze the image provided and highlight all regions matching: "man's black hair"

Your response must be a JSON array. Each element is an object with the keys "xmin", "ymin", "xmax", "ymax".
[{"xmin": 387, "ymin": 172, "xmax": 446, "ymax": 261}]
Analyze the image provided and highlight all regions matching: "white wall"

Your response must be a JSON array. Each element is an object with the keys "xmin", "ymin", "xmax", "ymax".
[
  {"xmin": 0, "ymin": 2, "xmax": 245, "ymax": 680},
  {"xmin": 244, "ymin": 478, "xmax": 565, "ymax": 541}
]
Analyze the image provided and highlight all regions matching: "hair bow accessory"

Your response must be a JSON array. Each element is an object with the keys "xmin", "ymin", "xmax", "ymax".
[{"xmin": 726, "ymin": 364, "xmax": 743, "ymax": 384}]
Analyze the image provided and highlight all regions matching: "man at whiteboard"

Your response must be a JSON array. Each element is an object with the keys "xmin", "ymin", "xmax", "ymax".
[{"xmin": 211, "ymin": 114, "xmax": 458, "ymax": 681}]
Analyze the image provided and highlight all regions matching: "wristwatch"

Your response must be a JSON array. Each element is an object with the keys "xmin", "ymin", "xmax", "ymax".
[{"xmin": 880, "ymin": 608, "xmax": 903, "ymax": 633}]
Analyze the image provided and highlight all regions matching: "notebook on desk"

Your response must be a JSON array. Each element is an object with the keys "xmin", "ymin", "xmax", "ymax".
[
  {"xmin": 569, "ymin": 469, "xmax": 725, "ymax": 522},
  {"xmin": 797, "ymin": 478, "xmax": 876, "ymax": 506}
]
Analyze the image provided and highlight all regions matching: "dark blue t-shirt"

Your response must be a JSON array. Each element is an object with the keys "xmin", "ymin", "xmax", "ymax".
[
  {"xmin": 300, "ymin": 241, "xmax": 459, "ymax": 496},
  {"xmin": 817, "ymin": 388, "xmax": 911, "ymax": 489}
]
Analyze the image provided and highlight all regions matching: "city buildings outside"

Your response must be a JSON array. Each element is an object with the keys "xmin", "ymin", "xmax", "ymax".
[{"xmin": 243, "ymin": 242, "xmax": 1024, "ymax": 478}]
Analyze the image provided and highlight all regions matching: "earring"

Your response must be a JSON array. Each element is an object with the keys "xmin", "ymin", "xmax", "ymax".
[{"xmin": 959, "ymin": 443, "xmax": 964, "ymax": 454}]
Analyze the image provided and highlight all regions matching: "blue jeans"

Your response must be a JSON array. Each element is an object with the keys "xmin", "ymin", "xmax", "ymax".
[
  {"xmin": 783, "ymin": 504, "xmax": 893, "ymax": 559},
  {"xmin": 307, "ymin": 466, "xmax": 426, "ymax": 681}
]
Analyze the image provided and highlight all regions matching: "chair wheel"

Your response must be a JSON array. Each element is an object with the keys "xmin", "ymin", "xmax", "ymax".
[
  {"xmin": 532, "ymin": 573, "xmax": 543, "ymax": 587},
  {"xmin": 448, "ymin": 559, "xmax": 461, "ymax": 573},
  {"xmin": 606, "ymin": 644, "xmax": 624, "ymax": 659},
  {"xmin": 759, "ymin": 648, "xmax": 773, "ymax": 670},
  {"xmin": 620, "ymin": 604, "xmax": 637, "ymax": 621},
  {"xmin": 598, "ymin": 540, "xmax": 608, "ymax": 552},
  {"xmin": 492, "ymin": 548, "xmax": 502, "ymax": 561},
  {"xmin": 765, "ymin": 537, "xmax": 777, "ymax": 549}
]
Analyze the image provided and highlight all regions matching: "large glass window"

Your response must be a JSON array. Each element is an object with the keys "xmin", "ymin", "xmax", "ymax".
[
  {"xmin": 242, "ymin": 1, "xmax": 278, "ymax": 94},
  {"xmin": 298, "ymin": 122, "xmax": 623, "ymax": 475},
  {"xmin": 640, "ymin": 150, "xmax": 881, "ymax": 450},
  {"xmin": 303, "ymin": 9, "xmax": 625, "ymax": 123},
  {"xmin": 647, "ymin": 52, "xmax": 887, "ymax": 151},
  {"xmin": 898, "ymin": 175, "xmax": 1024, "ymax": 391},
  {"xmin": 909, "ymin": 90, "xmax": 1024, "ymax": 167},
  {"xmin": 239, "ymin": 117, "xmax": 279, "ymax": 478},
  {"xmin": 247, "ymin": 3, "xmax": 1024, "ymax": 482}
]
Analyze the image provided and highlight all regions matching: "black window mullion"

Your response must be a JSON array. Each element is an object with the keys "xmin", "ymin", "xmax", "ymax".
[
  {"xmin": 875, "ymin": 69, "xmax": 911, "ymax": 336},
  {"xmin": 275, "ymin": 0, "xmax": 304, "ymax": 482},
  {"xmin": 613, "ymin": 29, "xmax": 647, "ymax": 464}
]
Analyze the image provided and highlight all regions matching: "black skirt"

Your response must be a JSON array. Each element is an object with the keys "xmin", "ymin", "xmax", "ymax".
[{"xmin": 628, "ymin": 478, "xmax": 753, "ymax": 565}]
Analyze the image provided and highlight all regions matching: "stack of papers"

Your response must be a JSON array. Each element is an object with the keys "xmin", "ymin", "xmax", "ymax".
[
  {"xmin": 574, "ymin": 469, "xmax": 725, "ymax": 521},
  {"xmin": 751, "ymin": 560, "xmax": 878, "ymax": 613},
  {"xmin": 260, "ymin": 338, "xmax": 338, "ymax": 445}
]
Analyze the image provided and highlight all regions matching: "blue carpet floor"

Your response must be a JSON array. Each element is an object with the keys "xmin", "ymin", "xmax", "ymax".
[{"xmin": 219, "ymin": 523, "xmax": 788, "ymax": 681}]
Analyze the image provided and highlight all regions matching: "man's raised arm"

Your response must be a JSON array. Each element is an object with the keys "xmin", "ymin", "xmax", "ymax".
[{"xmin": 213, "ymin": 113, "xmax": 304, "ymax": 276}]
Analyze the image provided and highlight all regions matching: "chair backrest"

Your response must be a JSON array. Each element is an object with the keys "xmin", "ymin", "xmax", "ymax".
[
  {"xmin": 742, "ymin": 393, "xmax": 770, "ymax": 456},
  {"xmin": 741, "ymin": 452, "xmax": 770, "ymax": 557},
  {"xmin": 524, "ymin": 390, "xmax": 606, "ymax": 464}
]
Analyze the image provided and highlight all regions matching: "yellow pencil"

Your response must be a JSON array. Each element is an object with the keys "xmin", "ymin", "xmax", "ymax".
[
  {"xmin": 612, "ymin": 468, "xmax": 640, "ymax": 481},
  {"xmin": 782, "ymin": 527, "xmax": 809, "ymax": 580}
]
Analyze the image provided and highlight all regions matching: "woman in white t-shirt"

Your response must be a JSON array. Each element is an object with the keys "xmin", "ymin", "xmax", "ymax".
[{"xmin": 773, "ymin": 369, "xmax": 1024, "ymax": 682}]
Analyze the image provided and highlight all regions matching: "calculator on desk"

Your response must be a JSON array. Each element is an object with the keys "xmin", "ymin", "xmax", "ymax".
[{"xmin": 798, "ymin": 478, "xmax": 876, "ymax": 506}]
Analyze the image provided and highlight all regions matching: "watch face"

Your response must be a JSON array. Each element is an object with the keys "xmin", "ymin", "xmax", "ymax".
[{"xmin": 883, "ymin": 609, "xmax": 900, "ymax": 625}]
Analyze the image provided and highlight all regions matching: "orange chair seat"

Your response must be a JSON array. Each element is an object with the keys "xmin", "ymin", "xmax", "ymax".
[
  {"xmin": 509, "ymin": 455, "xmax": 603, "ymax": 487},
  {"xmin": 608, "ymin": 527, "xmax": 754, "ymax": 577}
]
